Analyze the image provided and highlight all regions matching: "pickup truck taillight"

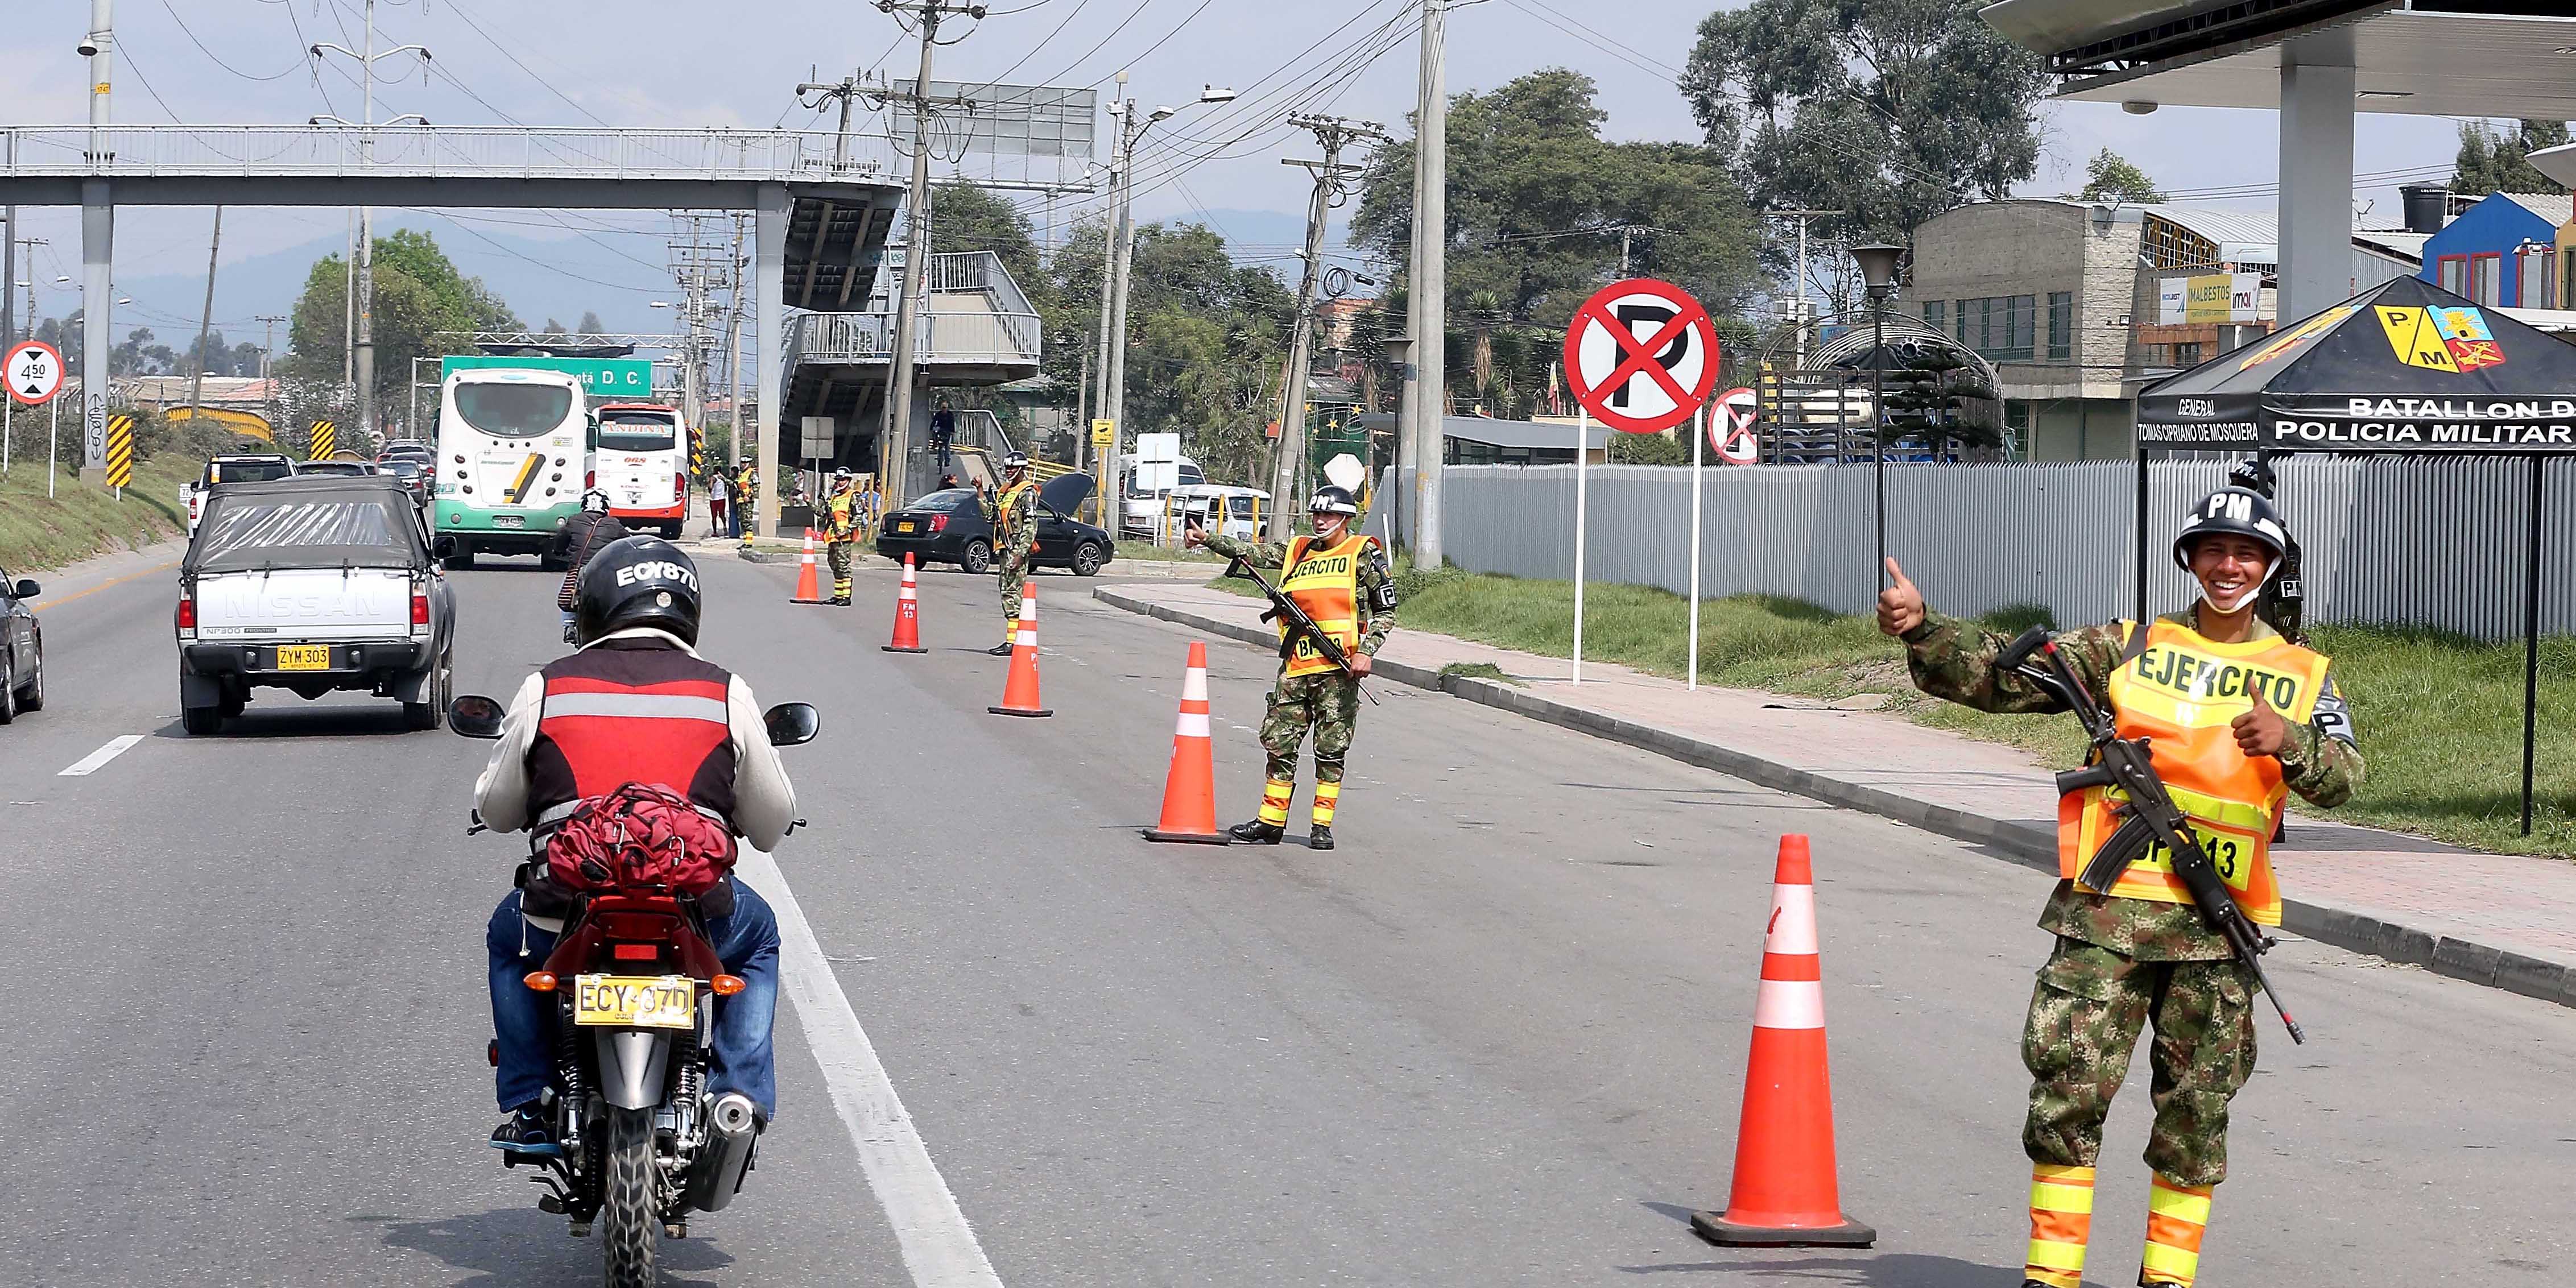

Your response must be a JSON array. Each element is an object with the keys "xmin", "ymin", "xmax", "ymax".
[
  {"xmin": 411, "ymin": 592, "xmax": 432, "ymax": 631},
  {"xmin": 928, "ymin": 513, "xmax": 949, "ymax": 533},
  {"xmin": 175, "ymin": 594, "xmax": 197, "ymax": 639}
]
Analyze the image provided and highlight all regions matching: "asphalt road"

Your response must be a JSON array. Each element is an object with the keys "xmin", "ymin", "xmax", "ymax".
[{"xmin": 5, "ymin": 540, "xmax": 2572, "ymax": 1287}]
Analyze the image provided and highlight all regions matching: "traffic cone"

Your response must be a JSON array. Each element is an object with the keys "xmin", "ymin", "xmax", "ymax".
[
  {"xmin": 1691, "ymin": 834, "xmax": 1875, "ymax": 1248},
  {"xmin": 1142, "ymin": 641, "xmax": 1230, "ymax": 844},
  {"xmin": 882, "ymin": 552, "xmax": 928, "ymax": 653},
  {"xmin": 988, "ymin": 581, "xmax": 1051, "ymax": 717},
  {"xmin": 789, "ymin": 528, "xmax": 826, "ymax": 606}
]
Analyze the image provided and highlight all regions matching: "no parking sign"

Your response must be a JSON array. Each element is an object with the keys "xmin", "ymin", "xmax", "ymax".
[
  {"xmin": 1711, "ymin": 387, "xmax": 1759, "ymax": 465},
  {"xmin": 1562, "ymin": 279, "xmax": 1721, "ymax": 434}
]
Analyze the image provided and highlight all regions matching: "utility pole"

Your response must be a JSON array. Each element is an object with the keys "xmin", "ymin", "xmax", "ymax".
[
  {"xmin": 1095, "ymin": 75, "xmax": 1129, "ymax": 535},
  {"xmin": 729, "ymin": 213, "xmax": 748, "ymax": 463},
  {"xmin": 2, "ymin": 209, "xmax": 13, "ymax": 349},
  {"xmin": 187, "ymin": 206, "xmax": 222, "ymax": 424},
  {"xmin": 1408, "ymin": 0, "xmax": 1449, "ymax": 568},
  {"xmin": 875, "ymin": 1, "xmax": 987, "ymax": 510},
  {"xmin": 1773, "ymin": 209, "xmax": 1841, "ymax": 375},
  {"xmin": 255, "ymin": 312, "xmax": 284, "ymax": 440},
  {"xmin": 309, "ymin": 0, "xmax": 430, "ymax": 450},
  {"xmin": 80, "ymin": 0, "xmax": 115, "ymax": 479},
  {"xmin": 797, "ymin": 69, "xmax": 865, "ymax": 171},
  {"xmin": 9, "ymin": 235, "xmax": 46, "ymax": 344},
  {"xmin": 1267, "ymin": 113, "xmax": 1384, "ymax": 540}
]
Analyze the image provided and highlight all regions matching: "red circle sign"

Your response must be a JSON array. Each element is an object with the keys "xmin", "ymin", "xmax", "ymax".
[
  {"xmin": 1711, "ymin": 387, "xmax": 1758, "ymax": 465},
  {"xmin": 1562, "ymin": 278, "xmax": 1720, "ymax": 434},
  {"xmin": 6, "ymin": 341, "xmax": 64, "ymax": 406}
]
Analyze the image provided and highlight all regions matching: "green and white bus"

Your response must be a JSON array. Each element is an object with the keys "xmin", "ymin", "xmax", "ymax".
[{"xmin": 431, "ymin": 366, "xmax": 592, "ymax": 568}]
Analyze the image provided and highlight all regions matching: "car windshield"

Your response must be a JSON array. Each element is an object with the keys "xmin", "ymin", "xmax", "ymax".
[
  {"xmin": 597, "ymin": 412, "xmax": 678, "ymax": 452},
  {"xmin": 206, "ymin": 459, "xmax": 293, "ymax": 485},
  {"xmin": 453, "ymin": 382, "xmax": 576, "ymax": 436},
  {"xmin": 299, "ymin": 462, "xmax": 369, "ymax": 476},
  {"xmin": 386, "ymin": 461, "xmax": 423, "ymax": 480},
  {"xmin": 912, "ymin": 488, "xmax": 981, "ymax": 513},
  {"xmin": 187, "ymin": 482, "xmax": 420, "ymax": 573}
]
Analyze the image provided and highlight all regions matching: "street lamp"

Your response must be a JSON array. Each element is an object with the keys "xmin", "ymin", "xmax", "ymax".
[
  {"xmin": 1380, "ymin": 332, "xmax": 1414, "ymax": 550},
  {"xmin": 1851, "ymin": 242, "xmax": 1904, "ymax": 589}
]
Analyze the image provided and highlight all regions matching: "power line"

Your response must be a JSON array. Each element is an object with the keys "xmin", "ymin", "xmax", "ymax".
[{"xmin": 156, "ymin": 0, "xmax": 308, "ymax": 81}]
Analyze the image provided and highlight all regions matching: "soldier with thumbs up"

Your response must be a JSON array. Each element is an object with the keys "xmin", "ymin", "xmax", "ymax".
[{"xmin": 1878, "ymin": 482, "xmax": 2363, "ymax": 1288}]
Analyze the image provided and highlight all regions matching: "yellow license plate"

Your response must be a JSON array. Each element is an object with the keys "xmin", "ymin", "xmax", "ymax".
[
  {"xmin": 894, "ymin": 520, "xmax": 916, "ymax": 533},
  {"xmin": 275, "ymin": 645, "xmax": 333, "ymax": 671},
  {"xmin": 573, "ymin": 975, "xmax": 698, "ymax": 1030}
]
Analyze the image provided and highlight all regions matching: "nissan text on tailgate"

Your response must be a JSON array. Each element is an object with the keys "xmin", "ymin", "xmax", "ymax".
[{"xmin": 175, "ymin": 475, "xmax": 457, "ymax": 734}]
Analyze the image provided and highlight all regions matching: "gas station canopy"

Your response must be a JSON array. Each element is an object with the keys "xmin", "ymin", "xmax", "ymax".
[{"xmin": 1983, "ymin": 1, "xmax": 2576, "ymax": 118}]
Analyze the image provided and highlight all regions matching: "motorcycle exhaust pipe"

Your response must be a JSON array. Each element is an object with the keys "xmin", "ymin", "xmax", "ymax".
[{"xmin": 687, "ymin": 1092, "xmax": 760, "ymax": 1213}]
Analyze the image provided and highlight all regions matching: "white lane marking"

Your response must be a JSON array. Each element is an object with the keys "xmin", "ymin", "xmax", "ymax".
[
  {"xmin": 735, "ymin": 848, "xmax": 1005, "ymax": 1287},
  {"xmin": 58, "ymin": 735, "xmax": 145, "ymax": 777}
]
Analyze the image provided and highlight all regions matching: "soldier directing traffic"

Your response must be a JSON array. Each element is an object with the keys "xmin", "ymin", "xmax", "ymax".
[
  {"xmin": 732, "ymin": 456, "xmax": 761, "ymax": 545},
  {"xmin": 1185, "ymin": 484, "xmax": 1395, "ymax": 851},
  {"xmin": 987, "ymin": 453, "xmax": 1039, "ymax": 655},
  {"xmin": 1879, "ymin": 482, "xmax": 2363, "ymax": 1288},
  {"xmin": 821, "ymin": 468, "xmax": 862, "ymax": 607}
]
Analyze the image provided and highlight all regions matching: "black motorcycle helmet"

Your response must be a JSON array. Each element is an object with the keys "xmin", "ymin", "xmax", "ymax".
[{"xmin": 575, "ymin": 535, "xmax": 704, "ymax": 646}]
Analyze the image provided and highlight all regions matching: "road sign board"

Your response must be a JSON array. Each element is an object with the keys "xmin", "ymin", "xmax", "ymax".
[
  {"xmin": 440, "ymin": 354, "xmax": 655, "ymax": 399},
  {"xmin": 6, "ymin": 341, "xmax": 64, "ymax": 405},
  {"xmin": 801, "ymin": 415, "xmax": 836, "ymax": 458},
  {"xmin": 105, "ymin": 414, "xmax": 135, "ymax": 488},
  {"xmin": 1712, "ymin": 387, "xmax": 1759, "ymax": 465},
  {"xmin": 1562, "ymin": 279, "xmax": 1719, "ymax": 434},
  {"xmin": 309, "ymin": 420, "xmax": 338, "ymax": 461},
  {"xmin": 1091, "ymin": 417, "xmax": 1114, "ymax": 449}
]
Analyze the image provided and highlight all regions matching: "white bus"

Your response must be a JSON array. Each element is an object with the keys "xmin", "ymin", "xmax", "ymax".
[
  {"xmin": 431, "ymin": 367, "xmax": 592, "ymax": 568},
  {"xmin": 592, "ymin": 402, "xmax": 690, "ymax": 539}
]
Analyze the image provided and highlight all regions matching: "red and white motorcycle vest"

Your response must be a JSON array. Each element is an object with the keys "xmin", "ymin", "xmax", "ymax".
[{"xmin": 527, "ymin": 638, "xmax": 738, "ymax": 826}]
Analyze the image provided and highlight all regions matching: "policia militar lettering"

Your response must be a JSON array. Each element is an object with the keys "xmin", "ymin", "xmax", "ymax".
[
  {"xmin": 1878, "ymin": 480, "xmax": 2361, "ymax": 1288},
  {"xmin": 987, "ymin": 453, "xmax": 1037, "ymax": 655},
  {"xmin": 1185, "ymin": 483, "xmax": 1395, "ymax": 851}
]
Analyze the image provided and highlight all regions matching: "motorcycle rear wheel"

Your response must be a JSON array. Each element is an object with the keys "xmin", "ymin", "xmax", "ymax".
[{"xmin": 600, "ymin": 1105, "xmax": 659, "ymax": 1287}]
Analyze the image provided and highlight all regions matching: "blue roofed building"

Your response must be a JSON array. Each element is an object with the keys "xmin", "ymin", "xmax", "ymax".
[{"xmin": 2419, "ymin": 192, "xmax": 2570, "ymax": 308}]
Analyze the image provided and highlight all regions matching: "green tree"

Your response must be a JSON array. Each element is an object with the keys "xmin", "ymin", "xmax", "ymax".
[
  {"xmin": 2454, "ymin": 120, "xmax": 2571, "ymax": 196},
  {"xmin": 2077, "ymin": 148, "xmax": 2162, "ymax": 202},
  {"xmin": 1353, "ymin": 69, "xmax": 1760, "ymax": 412},
  {"xmin": 929, "ymin": 180, "xmax": 1047, "ymax": 300},
  {"xmin": 1607, "ymin": 429, "xmax": 1687, "ymax": 465},
  {"xmin": 280, "ymin": 230, "xmax": 518, "ymax": 434},
  {"xmin": 1681, "ymin": 0, "xmax": 2047, "ymax": 241},
  {"xmin": 577, "ymin": 309, "xmax": 605, "ymax": 334}
]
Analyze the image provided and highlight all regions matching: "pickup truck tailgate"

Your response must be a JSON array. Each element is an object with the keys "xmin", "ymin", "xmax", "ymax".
[{"xmin": 194, "ymin": 568, "xmax": 415, "ymax": 641}]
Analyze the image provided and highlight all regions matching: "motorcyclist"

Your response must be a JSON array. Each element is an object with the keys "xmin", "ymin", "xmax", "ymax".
[
  {"xmin": 551, "ymin": 490, "xmax": 629, "ymax": 643},
  {"xmin": 475, "ymin": 536, "xmax": 797, "ymax": 1156}
]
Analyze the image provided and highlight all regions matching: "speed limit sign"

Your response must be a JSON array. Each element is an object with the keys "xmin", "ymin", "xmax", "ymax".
[{"xmin": 6, "ymin": 341, "xmax": 64, "ymax": 405}]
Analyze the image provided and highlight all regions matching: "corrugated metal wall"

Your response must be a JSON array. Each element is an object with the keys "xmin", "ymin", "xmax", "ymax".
[{"xmin": 1428, "ymin": 458, "xmax": 2574, "ymax": 637}]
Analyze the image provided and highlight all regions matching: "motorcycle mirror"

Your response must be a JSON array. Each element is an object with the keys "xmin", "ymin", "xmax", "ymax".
[
  {"xmin": 449, "ymin": 694, "xmax": 507, "ymax": 738},
  {"xmin": 764, "ymin": 702, "xmax": 820, "ymax": 747},
  {"xmin": 433, "ymin": 535, "xmax": 460, "ymax": 560}
]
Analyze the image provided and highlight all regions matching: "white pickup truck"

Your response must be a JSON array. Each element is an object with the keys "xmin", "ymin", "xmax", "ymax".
[{"xmin": 175, "ymin": 475, "xmax": 457, "ymax": 734}]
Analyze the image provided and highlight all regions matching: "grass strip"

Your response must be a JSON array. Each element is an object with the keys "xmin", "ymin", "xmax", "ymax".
[{"xmin": 0, "ymin": 454, "xmax": 197, "ymax": 573}]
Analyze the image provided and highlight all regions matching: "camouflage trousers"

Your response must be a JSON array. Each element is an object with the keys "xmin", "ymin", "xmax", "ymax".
[
  {"xmin": 1262, "ymin": 671, "xmax": 1361, "ymax": 784},
  {"xmin": 826, "ymin": 541, "xmax": 855, "ymax": 599},
  {"xmin": 998, "ymin": 543, "xmax": 1032, "ymax": 630},
  {"xmin": 2021, "ymin": 937, "xmax": 2257, "ymax": 1187}
]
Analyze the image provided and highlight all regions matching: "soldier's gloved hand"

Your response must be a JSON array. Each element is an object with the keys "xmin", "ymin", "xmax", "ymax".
[
  {"xmin": 2232, "ymin": 688, "xmax": 2289, "ymax": 758},
  {"xmin": 1876, "ymin": 557, "xmax": 1925, "ymax": 637}
]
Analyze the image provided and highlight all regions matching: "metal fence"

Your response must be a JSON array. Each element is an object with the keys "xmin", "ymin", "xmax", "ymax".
[{"xmin": 1421, "ymin": 457, "xmax": 2576, "ymax": 639}]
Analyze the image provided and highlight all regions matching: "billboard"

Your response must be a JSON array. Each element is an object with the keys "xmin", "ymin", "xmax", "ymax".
[
  {"xmin": 2158, "ymin": 273, "xmax": 2264, "ymax": 325},
  {"xmin": 440, "ymin": 354, "xmax": 655, "ymax": 400}
]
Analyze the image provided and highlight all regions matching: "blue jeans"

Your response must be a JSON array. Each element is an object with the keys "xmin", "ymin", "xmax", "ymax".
[{"xmin": 487, "ymin": 881, "xmax": 780, "ymax": 1119}]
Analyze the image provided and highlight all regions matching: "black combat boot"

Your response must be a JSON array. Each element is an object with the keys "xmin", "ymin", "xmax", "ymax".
[
  {"xmin": 986, "ymin": 641, "xmax": 1015, "ymax": 656},
  {"xmin": 1228, "ymin": 818, "xmax": 1284, "ymax": 844},
  {"xmin": 1307, "ymin": 825, "xmax": 1334, "ymax": 850}
]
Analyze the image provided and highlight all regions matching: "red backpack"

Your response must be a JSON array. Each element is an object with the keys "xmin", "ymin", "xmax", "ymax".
[{"xmin": 545, "ymin": 781, "xmax": 738, "ymax": 897}]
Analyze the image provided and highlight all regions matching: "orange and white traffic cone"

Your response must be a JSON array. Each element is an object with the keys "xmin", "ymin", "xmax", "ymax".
[
  {"xmin": 1142, "ymin": 641, "xmax": 1230, "ymax": 844},
  {"xmin": 1692, "ymin": 834, "xmax": 1875, "ymax": 1248},
  {"xmin": 882, "ymin": 552, "xmax": 928, "ymax": 653},
  {"xmin": 789, "ymin": 528, "xmax": 826, "ymax": 606},
  {"xmin": 988, "ymin": 581, "xmax": 1051, "ymax": 718}
]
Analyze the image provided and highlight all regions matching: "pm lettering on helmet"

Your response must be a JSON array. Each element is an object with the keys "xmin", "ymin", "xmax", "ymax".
[
  {"xmin": 2213, "ymin": 492, "xmax": 2252, "ymax": 521},
  {"xmin": 615, "ymin": 560, "xmax": 701, "ymax": 593}
]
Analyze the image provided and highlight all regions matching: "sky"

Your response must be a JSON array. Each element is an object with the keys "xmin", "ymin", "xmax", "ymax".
[{"xmin": 0, "ymin": 0, "xmax": 2476, "ymax": 346}]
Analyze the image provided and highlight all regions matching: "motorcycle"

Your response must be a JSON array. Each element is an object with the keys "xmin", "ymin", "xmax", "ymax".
[{"xmin": 449, "ymin": 692, "xmax": 818, "ymax": 1287}]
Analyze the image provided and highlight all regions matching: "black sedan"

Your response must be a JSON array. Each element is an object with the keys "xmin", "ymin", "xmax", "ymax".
[
  {"xmin": 876, "ymin": 474, "xmax": 1115, "ymax": 576},
  {"xmin": 0, "ymin": 562, "xmax": 44, "ymax": 723}
]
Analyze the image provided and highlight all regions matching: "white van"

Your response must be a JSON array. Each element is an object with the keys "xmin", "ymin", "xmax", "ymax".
[
  {"xmin": 1169, "ymin": 484, "xmax": 1273, "ymax": 541},
  {"xmin": 1118, "ymin": 452, "xmax": 1206, "ymax": 539}
]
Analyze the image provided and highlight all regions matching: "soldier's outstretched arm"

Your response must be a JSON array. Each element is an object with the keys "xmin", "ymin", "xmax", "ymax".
[
  {"xmin": 2281, "ymin": 672, "xmax": 2364, "ymax": 807},
  {"xmin": 1200, "ymin": 532, "xmax": 1288, "ymax": 569},
  {"xmin": 1898, "ymin": 611, "xmax": 2128, "ymax": 714}
]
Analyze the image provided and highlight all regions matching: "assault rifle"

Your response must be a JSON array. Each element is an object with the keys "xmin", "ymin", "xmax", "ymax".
[
  {"xmin": 1998, "ymin": 626, "xmax": 2306, "ymax": 1043},
  {"xmin": 1224, "ymin": 554, "xmax": 1379, "ymax": 705}
]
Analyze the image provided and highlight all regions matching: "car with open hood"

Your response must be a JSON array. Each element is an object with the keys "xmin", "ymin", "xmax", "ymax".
[{"xmin": 875, "ymin": 472, "xmax": 1112, "ymax": 575}]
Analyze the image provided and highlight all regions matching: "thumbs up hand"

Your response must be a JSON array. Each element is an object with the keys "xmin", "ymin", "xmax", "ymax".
[
  {"xmin": 2232, "ymin": 686, "xmax": 2289, "ymax": 758},
  {"xmin": 1876, "ymin": 557, "xmax": 1926, "ymax": 637}
]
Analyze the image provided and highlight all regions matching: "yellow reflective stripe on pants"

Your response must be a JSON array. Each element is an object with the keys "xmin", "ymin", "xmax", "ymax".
[
  {"xmin": 2024, "ymin": 1163, "xmax": 2093, "ymax": 1288},
  {"xmin": 2141, "ymin": 1174, "xmax": 2211, "ymax": 1285}
]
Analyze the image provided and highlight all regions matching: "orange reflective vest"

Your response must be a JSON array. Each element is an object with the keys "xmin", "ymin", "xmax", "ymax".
[
  {"xmin": 2056, "ymin": 619, "xmax": 2330, "ymax": 927},
  {"xmin": 1277, "ymin": 533, "xmax": 1370, "ymax": 678},
  {"xmin": 994, "ymin": 478, "xmax": 1033, "ymax": 541}
]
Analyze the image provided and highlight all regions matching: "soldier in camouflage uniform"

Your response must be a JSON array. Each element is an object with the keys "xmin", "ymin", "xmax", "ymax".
[
  {"xmin": 1880, "ymin": 481, "xmax": 2362, "ymax": 1288},
  {"xmin": 987, "ymin": 453, "xmax": 1039, "ymax": 655},
  {"xmin": 1186, "ymin": 484, "xmax": 1395, "ymax": 851}
]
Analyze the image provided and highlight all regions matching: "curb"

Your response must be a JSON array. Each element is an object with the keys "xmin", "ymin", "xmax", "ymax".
[{"xmin": 1092, "ymin": 585, "xmax": 2576, "ymax": 1012}]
